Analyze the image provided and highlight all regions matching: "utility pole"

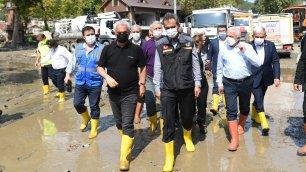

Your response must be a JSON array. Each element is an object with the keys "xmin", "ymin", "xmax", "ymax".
[{"xmin": 174, "ymin": 0, "xmax": 177, "ymax": 15}]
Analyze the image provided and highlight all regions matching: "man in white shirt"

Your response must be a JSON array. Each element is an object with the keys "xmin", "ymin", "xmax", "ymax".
[
  {"xmin": 217, "ymin": 27, "xmax": 263, "ymax": 151},
  {"xmin": 46, "ymin": 39, "xmax": 73, "ymax": 102}
]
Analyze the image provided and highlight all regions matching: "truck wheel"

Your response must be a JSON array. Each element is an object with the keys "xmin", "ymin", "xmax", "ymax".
[
  {"xmin": 102, "ymin": 41, "xmax": 110, "ymax": 46},
  {"xmin": 70, "ymin": 43, "xmax": 76, "ymax": 53}
]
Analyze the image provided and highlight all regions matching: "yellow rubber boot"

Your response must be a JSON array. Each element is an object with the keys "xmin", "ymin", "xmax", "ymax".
[
  {"xmin": 258, "ymin": 112, "xmax": 269, "ymax": 135},
  {"xmin": 42, "ymin": 85, "xmax": 49, "ymax": 95},
  {"xmin": 119, "ymin": 135, "xmax": 134, "ymax": 171},
  {"xmin": 118, "ymin": 129, "xmax": 123, "ymax": 136},
  {"xmin": 148, "ymin": 114, "xmax": 158, "ymax": 132},
  {"xmin": 210, "ymin": 94, "xmax": 219, "ymax": 115},
  {"xmin": 183, "ymin": 129, "xmax": 195, "ymax": 152},
  {"xmin": 80, "ymin": 110, "xmax": 90, "ymax": 131},
  {"xmin": 55, "ymin": 92, "xmax": 60, "ymax": 98},
  {"xmin": 160, "ymin": 118, "xmax": 164, "ymax": 135},
  {"xmin": 89, "ymin": 119, "xmax": 99, "ymax": 139},
  {"xmin": 163, "ymin": 141, "xmax": 174, "ymax": 172},
  {"xmin": 58, "ymin": 92, "xmax": 65, "ymax": 103},
  {"xmin": 251, "ymin": 106, "xmax": 260, "ymax": 123}
]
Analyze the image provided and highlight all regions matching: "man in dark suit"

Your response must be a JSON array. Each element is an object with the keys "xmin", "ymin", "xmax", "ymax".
[
  {"xmin": 208, "ymin": 25, "xmax": 227, "ymax": 115},
  {"xmin": 294, "ymin": 33, "xmax": 306, "ymax": 156},
  {"xmin": 249, "ymin": 26, "xmax": 281, "ymax": 136}
]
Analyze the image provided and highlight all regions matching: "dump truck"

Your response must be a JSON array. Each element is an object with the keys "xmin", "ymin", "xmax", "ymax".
[
  {"xmin": 253, "ymin": 13, "xmax": 294, "ymax": 55},
  {"xmin": 185, "ymin": 7, "xmax": 251, "ymax": 39}
]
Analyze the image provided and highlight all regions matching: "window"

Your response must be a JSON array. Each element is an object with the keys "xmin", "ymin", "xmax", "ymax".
[{"xmin": 112, "ymin": 0, "xmax": 119, "ymax": 7}]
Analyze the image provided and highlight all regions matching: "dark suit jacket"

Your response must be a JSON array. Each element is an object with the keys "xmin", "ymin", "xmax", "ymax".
[
  {"xmin": 295, "ymin": 38, "xmax": 306, "ymax": 90},
  {"xmin": 207, "ymin": 38, "xmax": 220, "ymax": 75},
  {"xmin": 250, "ymin": 40, "xmax": 281, "ymax": 88}
]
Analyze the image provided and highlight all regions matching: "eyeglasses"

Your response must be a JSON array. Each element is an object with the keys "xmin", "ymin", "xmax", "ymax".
[{"xmin": 254, "ymin": 36, "xmax": 265, "ymax": 38}]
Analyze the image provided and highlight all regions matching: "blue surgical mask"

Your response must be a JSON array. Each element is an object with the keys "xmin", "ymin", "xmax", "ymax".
[{"xmin": 219, "ymin": 32, "xmax": 227, "ymax": 40}]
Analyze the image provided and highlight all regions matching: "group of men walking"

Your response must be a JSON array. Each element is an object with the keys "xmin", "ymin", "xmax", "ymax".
[{"xmin": 35, "ymin": 12, "xmax": 306, "ymax": 171}]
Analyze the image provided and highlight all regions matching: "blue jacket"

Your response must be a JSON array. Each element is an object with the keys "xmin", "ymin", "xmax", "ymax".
[
  {"xmin": 207, "ymin": 38, "xmax": 220, "ymax": 75},
  {"xmin": 74, "ymin": 42, "xmax": 104, "ymax": 87},
  {"xmin": 250, "ymin": 40, "xmax": 280, "ymax": 88}
]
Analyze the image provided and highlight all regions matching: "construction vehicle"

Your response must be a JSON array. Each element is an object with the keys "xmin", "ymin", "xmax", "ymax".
[
  {"xmin": 53, "ymin": 12, "xmax": 130, "ymax": 52},
  {"xmin": 185, "ymin": 7, "xmax": 251, "ymax": 40},
  {"xmin": 282, "ymin": 5, "xmax": 306, "ymax": 41},
  {"xmin": 233, "ymin": 12, "xmax": 253, "ymax": 42},
  {"xmin": 253, "ymin": 13, "xmax": 294, "ymax": 55}
]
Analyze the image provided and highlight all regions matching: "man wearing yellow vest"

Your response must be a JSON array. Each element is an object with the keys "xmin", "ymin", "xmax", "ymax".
[{"xmin": 35, "ymin": 34, "xmax": 53, "ymax": 95}]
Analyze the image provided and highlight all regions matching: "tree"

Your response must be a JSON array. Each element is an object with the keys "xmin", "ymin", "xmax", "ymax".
[{"xmin": 254, "ymin": 0, "xmax": 301, "ymax": 14}]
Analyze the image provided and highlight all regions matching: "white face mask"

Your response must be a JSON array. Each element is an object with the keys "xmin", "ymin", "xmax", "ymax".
[
  {"xmin": 131, "ymin": 32, "xmax": 141, "ymax": 41},
  {"xmin": 254, "ymin": 38, "xmax": 264, "ymax": 46},
  {"xmin": 153, "ymin": 29, "xmax": 163, "ymax": 39},
  {"xmin": 226, "ymin": 37, "xmax": 237, "ymax": 47},
  {"xmin": 166, "ymin": 28, "xmax": 178, "ymax": 39},
  {"xmin": 85, "ymin": 35, "xmax": 96, "ymax": 45}
]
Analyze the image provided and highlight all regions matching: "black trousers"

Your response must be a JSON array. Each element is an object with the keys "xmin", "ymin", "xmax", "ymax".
[
  {"xmin": 197, "ymin": 79, "xmax": 209, "ymax": 124},
  {"xmin": 252, "ymin": 84, "xmax": 268, "ymax": 113},
  {"xmin": 41, "ymin": 65, "xmax": 53, "ymax": 85},
  {"xmin": 73, "ymin": 84, "xmax": 102, "ymax": 119},
  {"xmin": 223, "ymin": 77, "xmax": 253, "ymax": 121},
  {"xmin": 303, "ymin": 92, "xmax": 306, "ymax": 124},
  {"xmin": 51, "ymin": 68, "xmax": 66, "ymax": 92},
  {"xmin": 109, "ymin": 93, "xmax": 137, "ymax": 138},
  {"xmin": 161, "ymin": 88, "xmax": 195, "ymax": 143}
]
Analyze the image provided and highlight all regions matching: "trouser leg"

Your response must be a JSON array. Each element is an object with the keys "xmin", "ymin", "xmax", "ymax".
[
  {"xmin": 41, "ymin": 66, "xmax": 49, "ymax": 85},
  {"xmin": 238, "ymin": 78, "xmax": 253, "ymax": 116},
  {"xmin": 109, "ymin": 94, "xmax": 123, "ymax": 130},
  {"xmin": 73, "ymin": 85, "xmax": 88, "ymax": 114},
  {"xmin": 223, "ymin": 78, "xmax": 239, "ymax": 121},
  {"xmin": 88, "ymin": 86, "xmax": 102, "ymax": 119},
  {"xmin": 178, "ymin": 88, "xmax": 195, "ymax": 130},
  {"xmin": 121, "ymin": 94, "xmax": 137, "ymax": 138},
  {"xmin": 145, "ymin": 76, "xmax": 157, "ymax": 117},
  {"xmin": 197, "ymin": 80, "xmax": 209, "ymax": 124},
  {"xmin": 161, "ymin": 89, "xmax": 177, "ymax": 143}
]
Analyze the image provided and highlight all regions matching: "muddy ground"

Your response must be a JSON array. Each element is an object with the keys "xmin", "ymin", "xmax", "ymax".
[{"xmin": 0, "ymin": 46, "xmax": 305, "ymax": 172}]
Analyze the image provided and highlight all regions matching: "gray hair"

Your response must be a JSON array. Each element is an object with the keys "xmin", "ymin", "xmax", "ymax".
[
  {"xmin": 114, "ymin": 20, "xmax": 130, "ymax": 31},
  {"xmin": 131, "ymin": 24, "xmax": 142, "ymax": 32},
  {"xmin": 253, "ymin": 26, "xmax": 266, "ymax": 35},
  {"xmin": 228, "ymin": 27, "xmax": 241, "ymax": 38},
  {"xmin": 150, "ymin": 21, "xmax": 162, "ymax": 31}
]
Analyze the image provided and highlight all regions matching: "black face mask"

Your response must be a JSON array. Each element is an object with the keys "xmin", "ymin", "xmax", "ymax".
[{"xmin": 117, "ymin": 32, "xmax": 129, "ymax": 43}]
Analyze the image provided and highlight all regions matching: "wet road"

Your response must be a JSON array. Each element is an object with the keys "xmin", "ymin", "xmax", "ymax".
[{"xmin": 0, "ymin": 49, "xmax": 305, "ymax": 172}]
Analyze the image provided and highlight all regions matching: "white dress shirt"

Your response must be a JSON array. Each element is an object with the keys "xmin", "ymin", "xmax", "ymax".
[
  {"xmin": 256, "ymin": 45, "xmax": 265, "ymax": 63},
  {"xmin": 216, "ymin": 42, "xmax": 264, "ymax": 87},
  {"xmin": 46, "ymin": 45, "xmax": 73, "ymax": 70}
]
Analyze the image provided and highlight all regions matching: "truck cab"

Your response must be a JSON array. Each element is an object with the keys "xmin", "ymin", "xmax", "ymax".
[{"xmin": 186, "ymin": 7, "xmax": 246, "ymax": 39}]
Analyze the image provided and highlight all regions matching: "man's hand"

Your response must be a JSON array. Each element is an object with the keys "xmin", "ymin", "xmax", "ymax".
[
  {"xmin": 238, "ymin": 44, "xmax": 246, "ymax": 53},
  {"xmin": 205, "ymin": 70, "xmax": 212, "ymax": 78},
  {"xmin": 218, "ymin": 85, "xmax": 224, "ymax": 94},
  {"xmin": 194, "ymin": 86, "xmax": 201, "ymax": 98},
  {"xmin": 139, "ymin": 85, "xmax": 146, "ymax": 97},
  {"xmin": 294, "ymin": 84, "xmax": 302, "ymax": 91},
  {"xmin": 274, "ymin": 79, "xmax": 280, "ymax": 87},
  {"xmin": 155, "ymin": 91, "xmax": 161, "ymax": 100},
  {"xmin": 35, "ymin": 61, "xmax": 40, "ymax": 68},
  {"xmin": 64, "ymin": 74, "xmax": 72, "ymax": 84},
  {"xmin": 106, "ymin": 76, "xmax": 119, "ymax": 88}
]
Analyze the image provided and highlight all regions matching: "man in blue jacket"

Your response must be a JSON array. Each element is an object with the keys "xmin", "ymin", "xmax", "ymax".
[
  {"xmin": 248, "ymin": 26, "xmax": 280, "ymax": 136},
  {"xmin": 65, "ymin": 26, "xmax": 104, "ymax": 139},
  {"xmin": 208, "ymin": 25, "xmax": 227, "ymax": 115}
]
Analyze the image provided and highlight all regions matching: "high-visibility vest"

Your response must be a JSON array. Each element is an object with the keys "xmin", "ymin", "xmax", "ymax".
[{"xmin": 37, "ymin": 39, "xmax": 51, "ymax": 66}]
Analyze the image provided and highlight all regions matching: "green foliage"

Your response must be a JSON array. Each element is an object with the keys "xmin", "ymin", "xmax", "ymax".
[{"xmin": 254, "ymin": 0, "xmax": 302, "ymax": 14}]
